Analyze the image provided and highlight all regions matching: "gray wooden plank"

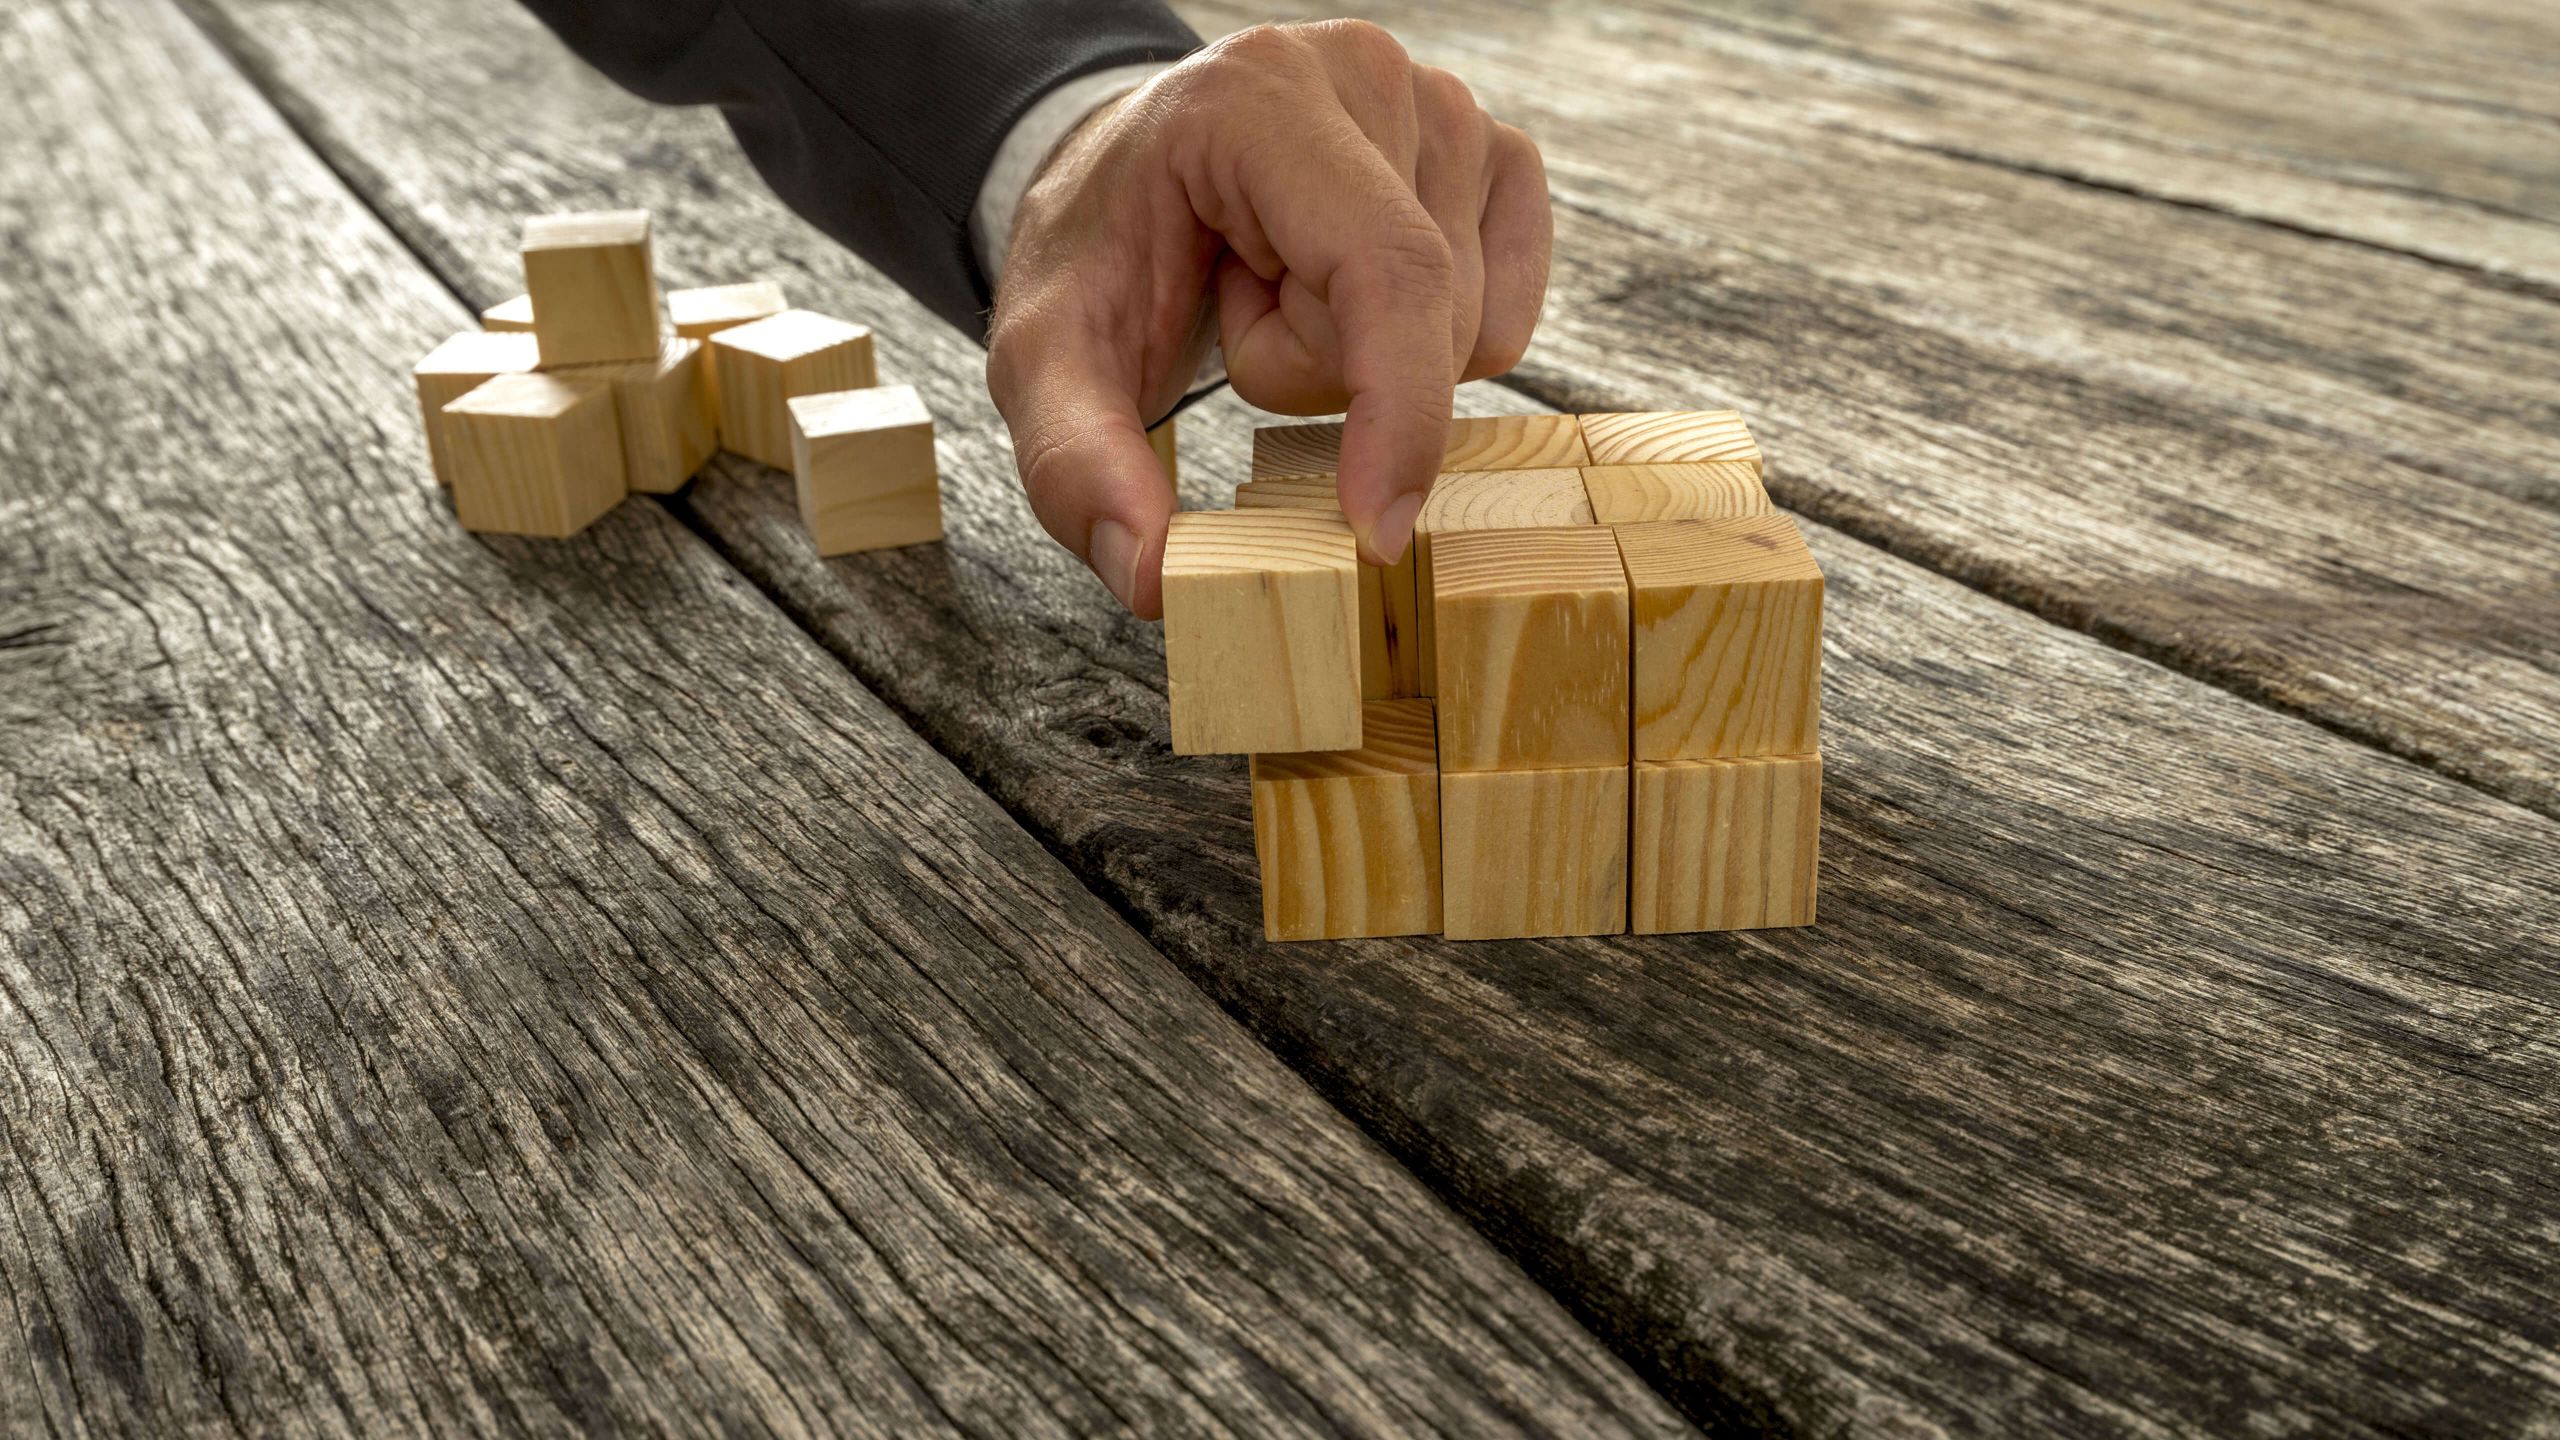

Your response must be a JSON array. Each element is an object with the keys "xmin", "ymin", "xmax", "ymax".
[
  {"xmin": 185, "ymin": 0, "xmax": 2560, "ymax": 1434},
  {"xmin": 0, "ymin": 4, "xmax": 1700, "ymax": 1436}
]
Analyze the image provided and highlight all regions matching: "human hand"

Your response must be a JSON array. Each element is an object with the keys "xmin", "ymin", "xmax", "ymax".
[{"xmin": 985, "ymin": 21, "xmax": 1553, "ymax": 618}]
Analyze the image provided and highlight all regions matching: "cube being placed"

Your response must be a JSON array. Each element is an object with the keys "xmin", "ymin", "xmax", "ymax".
[
  {"xmin": 565, "ymin": 337, "xmax": 714, "ymax": 495},
  {"xmin": 1579, "ymin": 410, "xmax": 1761, "ymax": 472},
  {"xmin": 1413, "ymin": 467, "xmax": 1594, "ymax": 690},
  {"xmin": 1250, "ymin": 699, "xmax": 1441, "ymax": 941},
  {"xmin": 1580, "ymin": 462, "xmax": 1772, "ymax": 525},
  {"xmin": 413, "ymin": 330, "xmax": 540, "ymax": 486},
  {"xmin": 1249, "ymin": 413, "xmax": 1588, "ymax": 480},
  {"xmin": 1631, "ymin": 753, "xmax": 1819, "ymax": 933},
  {"xmin": 441, "ymin": 372, "xmax": 626, "ymax": 538},
  {"xmin": 1440, "ymin": 764, "xmax": 1628, "ymax": 940},
  {"xmin": 521, "ymin": 210, "xmax": 662, "ymax": 367},
  {"xmin": 711, "ymin": 309, "xmax": 877, "ymax": 469},
  {"xmin": 1162, "ymin": 509, "xmax": 1362, "ymax": 755},
  {"xmin": 787, "ymin": 385, "xmax": 943, "ymax": 556},
  {"xmin": 1616, "ymin": 514, "xmax": 1823, "ymax": 761},
  {"xmin": 480, "ymin": 293, "xmax": 535, "ymax": 332},
  {"xmin": 1236, "ymin": 476, "xmax": 1422, "ymax": 700},
  {"xmin": 1431, "ymin": 526, "xmax": 1629, "ymax": 773}
]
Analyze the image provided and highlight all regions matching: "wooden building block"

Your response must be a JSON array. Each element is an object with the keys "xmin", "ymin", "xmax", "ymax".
[
  {"xmin": 566, "ymin": 336, "xmax": 714, "ymax": 495},
  {"xmin": 521, "ymin": 210, "xmax": 662, "ymax": 367},
  {"xmin": 1414, "ymin": 467, "xmax": 1595, "ymax": 691},
  {"xmin": 441, "ymin": 372, "xmax": 626, "ymax": 538},
  {"xmin": 413, "ymin": 330, "xmax": 540, "ymax": 486},
  {"xmin": 710, "ymin": 309, "xmax": 877, "ymax": 469},
  {"xmin": 1249, "ymin": 413, "xmax": 1590, "ymax": 480},
  {"xmin": 1616, "ymin": 515, "xmax": 1824, "ymax": 761},
  {"xmin": 1430, "ymin": 526, "xmax": 1630, "ymax": 772},
  {"xmin": 1251, "ymin": 421, "xmax": 1344, "ymax": 480},
  {"xmin": 1162, "ymin": 510, "xmax": 1362, "ymax": 755},
  {"xmin": 1440, "ymin": 764, "xmax": 1628, "ymax": 940},
  {"xmin": 1579, "ymin": 410, "xmax": 1761, "ymax": 471},
  {"xmin": 1249, "ymin": 699, "xmax": 1441, "ymax": 941},
  {"xmin": 480, "ymin": 293, "xmax": 535, "ymax": 332},
  {"xmin": 1581, "ymin": 462, "xmax": 1772, "ymax": 524},
  {"xmin": 667, "ymin": 280, "xmax": 788, "ymax": 341},
  {"xmin": 1148, "ymin": 414, "xmax": 1178, "ymax": 487},
  {"xmin": 1631, "ymin": 754, "xmax": 1820, "ymax": 933},
  {"xmin": 1235, "ymin": 477, "xmax": 1422, "ymax": 699},
  {"xmin": 787, "ymin": 385, "xmax": 943, "ymax": 555}
]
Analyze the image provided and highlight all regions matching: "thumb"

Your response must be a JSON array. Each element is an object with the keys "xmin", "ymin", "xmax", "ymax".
[{"xmin": 989, "ymin": 326, "xmax": 1177, "ymax": 620}]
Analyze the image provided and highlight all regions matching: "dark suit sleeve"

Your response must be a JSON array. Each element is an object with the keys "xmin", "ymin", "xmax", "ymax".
[{"xmin": 515, "ymin": 0, "xmax": 1200, "ymax": 338}]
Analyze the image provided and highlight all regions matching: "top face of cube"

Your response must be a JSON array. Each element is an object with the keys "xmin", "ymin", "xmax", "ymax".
[
  {"xmin": 1581, "ymin": 462, "xmax": 1772, "ymax": 525},
  {"xmin": 1163, "ymin": 509, "xmax": 1359, "ymax": 580},
  {"xmin": 1234, "ymin": 477, "xmax": 1342, "ymax": 512},
  {"xmin": 1616, "ymin": 513, "xmax": 1821, "ymax": 589},
  {"xmin": 1249, "ymin": 421, "xmax": 1342, "ymax": 480},
  {"xmin": 444, "ymin": 372, "xmax": 605, "ymax": 420},
  {"xmin": 1417, "ymin": 468, "xmax": 1594, "ymax": 539},
  {"xmin": 715, "ymin": 308, "xmax": 871, "ymax": 363},
  {"xmin": 789, "ymin": 384, "xmax": 929, "ymax": 438},
  {"xmin": 1249, "ymin": 699, "xmax": 1438, "ymax": 782},
  {"xmin": 1431, "ymin": 524, "xmax": 1629, "ymax": 603},
  {"xmin": 1579, "ymin": 410, "xmax": 1760, "ymax": 467},
  {"xmin": 416, "ymin": 330, "xmax": 540, "ymax": 378},
  {"xmin": 521, "ymin": 209, "xmax": 651, "ymax": 252},
  {"xmin": 667, "ymin": 281, "xmax": 787, "ymax": 332},
  {"xmin": 1441, "ymin": 414, "xmax": 1589, "ymax": 471}
]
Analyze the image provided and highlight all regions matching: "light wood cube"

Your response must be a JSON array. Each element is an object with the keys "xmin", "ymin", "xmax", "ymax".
[
  {"xmin": 1249, "ymin": 699, "xmax": 1441, "ymax": 941},
  {"xmin": 1631, "ymin": 754, "xmax": 1820, "ymax": 933},
  {"xmin": 1235, "ymin": 476, "xmax": 1422, "ymax": 700},
  {"xmin": 1251, "ymin": 421, "xmax": 1343, "ymax": 480},
  {"xmin": 1580, "ymin": 411, "xmax": 1761, "ymax": 470},
  {"xmin": 667, "ymin": 280, "xmax": 788, "ymax": 342},
  {"xmin": 521, "ymin": 210, "xmax": 662, "ymax": 367},
  {"xmin": 413, "ymin": 330, "xmax": 540, "ymax": 486},
  {"xmin": 1414, "ymin": 468, "xmax": 1596, "ymax": 690},
  {"xmin": 1162, "ymin": 510, "xmax": 1362, "ymax": 756},
  {"xmin": 441, "ymin": 373, "xmax": 626, "ymax": 538},
  {"xmin": 1430, "ymin": 526, "xmax": 1629, "ymax": 772},
  {"xmin": 480, "ymin": 294, "xmax": 535, "ymax": 332},
  {"xmin": 1147, "ymin": 415, "xmax": 1178, "ymax": 488},
  {"xmin": 566, "ymin": 337, "xmax": 714, "ymax": 495},
  {"xmin": 788, "ymin": 385, "xmax": 943, "ymax": 556},
  {"xmin": 1617, "ymin": 515, "xmax": 1823, "ymax": 761},
  {"xmin": 1249, "ymin": 413, "xmax": 1589, "ymax": 479},
  {"xmin": 711, "ymin": 309, "xmax": 877, "ymax": 469},
  {"xmin": 1440, "ymin": 764, "xmax": 1628, "ymax": 940},
  {"xmin": 1581, "ymin": 462, "xmax": 1772, "ymax": 524}
]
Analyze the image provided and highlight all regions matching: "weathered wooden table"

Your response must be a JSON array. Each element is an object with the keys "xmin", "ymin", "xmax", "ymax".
[{"xmin": 6, "ymin": 0, "xmax": 2555, "ymax": 1434}]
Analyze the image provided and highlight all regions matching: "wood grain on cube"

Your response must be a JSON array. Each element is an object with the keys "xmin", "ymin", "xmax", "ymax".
[
  {"xmin": 1632, "ymin": 753, "xmax": 1820, "ymax": 933},
  {"xmin": 788, "ymin": 384, "xmax": 943, "ymax": 556},
  {"xmin": 442, "ymin": 372, "xmax": 626, "ymax": 537},
  {"xmin": 1579, "ymin": 410, "xmax": 1762, "ymax": 471},
  {"xmin": 1431, "ymin": 526, "xmax": 1630, "ymax": 772},
  {"xmin": 1581, "ymin": 462, "xmax": 1773, "ymax": 524},
  {"xmin": 1415, "ymin": 467, "xmax": 1597, "ymax": 699},
  {"xmin": 1617, "ymin": 514, "xmax": 1824, "ymax": 760},
  {"xmin": 1148, "ymin": 414, "xmax": 1178, "ymax": 487},
  {"xmin": 521, "ymin": 209, "xmax": 662, "ymax": 367},
  {"xmin": 710, "ymin": 309, "xmax": 877, "ymax": 469},
  {"xmin": 1250, "ymin": 699, "xmax": 1442, "ymax": 941},
  {"xmin": 1440, "ymin": 764, "xmax": 1629, "ymax": 940},
  {"xmin": 1237, "ymin": 476, "xmax": 1422, "ymax": 699},
  {"xmin": 667, "ymin": 280, "xmax": 788, "ymax": 341},
  {"xmin": 480, "ymin": 292, "xmax": 534, "ymax": 331},
  {"xmin": 1162, "ymin": 510, "xmax": 1362, "ymax": 755},
  {"xmin": 413, "ymin": 329, "xmax": 538, "ymax": 486},
  {"xmin": 566, "ymin": 336, "xmax": 713, "ymax": 494},
  {"xmin": 1251, "ymin": 414, "xmax": 1590, "ymax": 480},
  {"xmin": 1252, "ymin": 421, "xmax": 1345, "ymax": 479}
]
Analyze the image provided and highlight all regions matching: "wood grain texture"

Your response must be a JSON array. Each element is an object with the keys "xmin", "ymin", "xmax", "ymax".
[
  {"xmin": 1162, "ymin": 510, "xmax": 1363, "ymax": 755},
  {"xmin": 1580, "ymin": 463, "xmax": 1772, "ymax": 525},
  {"xmin": 709, "ymin": 308, "xmax": 877, "ymax": 469},
  {"xmin": 1430, "ymin": 527, "xmax": 1630, "ymax": 773},
  {"xmin": 1251, "ymin": 414, "xmax": 1591, "ymax": 479},
  {"xmin": 1618, "ymin": 516, "xmax": 1824, "ymax": 762},
  {"xmin": 1579, "ymin": 411, "xmax": 1761, "ymax": 469},
  {"xmin": 1250, "ymin": 700, "xmax": 1442, "ymax": 941},
  {"xmin": 1415, "ymin": 467, "xmax": 1596, "ymax": 695},
  {"xmin": 442, "ymin": 371, "xmax": 627, "ymax": 537},
  {"xmin": 565, "ymin": 335, "xmax": 713, "ymax": 495},
  {"xmin": 0, "ymin": 7, "xmax": 1695, "ymax": 1437},
  {"xmin": 789, "ymin": 384, "xmax": 944, "ymax": 555},
  {"xmin": 411, "ymin": 328, "xmax": 538, "ymax": 485},
  {"xmin": 1439, "ymin": 766, "xmax": 1630, "ymax": 940},
  {"xmin": 1631, "ymin": 754, "xmax": 1821, "ymax": 934},
  {"xmin": 521, "ymin": 209, "xmax": 660, "ymax": 366},
  {"xmin": 1236, "ymin": 476, "xmax": 1424, "ymax": 699},
  {"xmin": 189, "ymin": 2, "xmax": 2560, "ymax": 1432}
]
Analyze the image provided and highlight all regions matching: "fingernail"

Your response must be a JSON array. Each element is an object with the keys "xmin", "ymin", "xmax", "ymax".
[
  {"xmin": 1090, "ymin": 520, "xmax": 1143, "ymax": 611},
  {"xmin": 1363, "ymin": 491, "xmax": 1426, "ymax": 566}
]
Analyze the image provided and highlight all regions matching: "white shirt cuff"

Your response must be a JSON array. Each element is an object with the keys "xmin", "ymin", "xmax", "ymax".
[{"xmin": 970, "ymin": 62, "xmax": 1170, "ymax": 288}]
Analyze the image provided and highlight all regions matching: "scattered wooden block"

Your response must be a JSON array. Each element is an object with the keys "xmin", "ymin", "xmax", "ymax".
[
  {"xmin": 667, "ymin": 280, "xmax": 789, "ymax": 342},
  {"xmin": 1249, "ymin": 699, "xmax": 1442, "ymax": 941},
  {"xmin": 1631, "ymin": 753, "xmax": 1820, "ymax": 932},
  {"xmin": 413, "ymin": 330, "xmax": 540, "ymax": 486},
  {"xmin": 1579, "ymin": 410, "xmax": 1762, "ymax": 471},
  {"xmin": 1580, "ymin": 462, "xmax": 1772, "ymax": 524},
  {"xmin": 566, "ymin": 337, "xmax": 714, "ymax": 495},
  {"xmin": 1249, "ymin": 413, "xmax": 1591, "ymax": 480},
  {"xmin": 787, "ymin": 385, "xmax": 943, "ymax": 556},
  {"xmin": 1430, "ymin": 526, "xmax": 1630, "ymax": 772},
  {"xmin": 709, "ymin": 309, "xmax": 877, "ymax": 469},
  {"xmin": 1148, "ymin": 415, "xmax": 1178, "ymax": 488},
  {"xmin": 441, "ymin": 373, "xmax": 626, "ymax": 538},
  {"xmin": 1440, "ymin": 764, "xmax": 1628, "ymax": 940},
  {"xmin": 480, "ymin": 294, "xmax": 535, "ymax": 332},
  {"xmin": 1616, "ymin": 515, "xmax": 1824, "ymax": 761},
  {"xmin": 1162, "ymin": 510, "xmax": 1362, "ymax": 755},
  {"xmin": 521, "ymin": 210, "xmax": 662, "ymax": 367},
  {"xmin": 1414, "ymin": 467, "xmax": 1595, "ymax": 691},
  {"xmin": 1235, "ymin": 477, "xmax": 1423, "ymax": 699}
]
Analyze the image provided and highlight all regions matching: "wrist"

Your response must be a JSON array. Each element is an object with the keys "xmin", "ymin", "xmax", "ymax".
[{"xmin": 971, "ymin": 64, "xmax": 1168, "ymax": 293}]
